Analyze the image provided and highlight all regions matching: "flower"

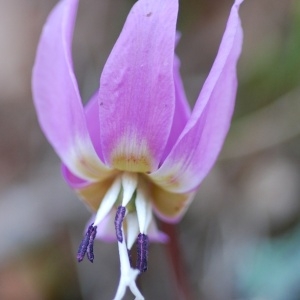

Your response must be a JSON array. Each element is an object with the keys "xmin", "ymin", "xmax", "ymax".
[{"xmin": 32, "ymin": 0, "xmax": 244, "ymax": 299}]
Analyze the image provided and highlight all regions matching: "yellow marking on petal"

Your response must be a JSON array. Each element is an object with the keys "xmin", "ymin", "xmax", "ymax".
[
  {"xmin": 76, "ymin": 176, "xmax": 116, "ymax": 211},
  {"xmin": 151, "ymin": 163, "xmax": 186, "ymax": 191},
  {"xmin": 70, "ymin": 137, "xmax": 113, "ymax": 181},
  {"xmin": 110, "ymin": 135, "xmax": 153, "ymax": 173},
  {"xmin": 74, "ymin": 154, "xmax": 114, "ymax": 181},
  {"xmin": 112, "ymin": 154, "xmax": 152, "ymax": 173}
]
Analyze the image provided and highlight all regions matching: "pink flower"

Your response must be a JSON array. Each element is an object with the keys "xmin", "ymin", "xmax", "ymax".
[{"xmin": 32, "ymin": 0, "xmax": 243, "ymax": 299}]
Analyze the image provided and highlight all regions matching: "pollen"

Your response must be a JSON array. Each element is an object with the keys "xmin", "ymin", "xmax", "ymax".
[
  {"xmin": 87, "ymin": 225, "xmax": 97, "ymax": 263},
  {"xmin": 136, "ymin": 233, "xmax": 149, "ymax": 273},
  {"xmin": 115, "ymin": 206, "xmax": 126, "ymax": 242},
  {"xmin": 77, "ymin": 223, "xmax": 97, "ymax": 263}
]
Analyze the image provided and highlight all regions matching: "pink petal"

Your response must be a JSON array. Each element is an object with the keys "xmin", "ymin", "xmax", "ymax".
[
  {"xmin": 150, "ymin": 0, "xmax": 244, "ymax": 193},
  {"xmin": 32, "ymin": 0, "xmax": 107, "ymax": 180},
  {"xmin": 98, "ymin": 0, "xmax": 178, "ymax": 172},
  {"xmin": 93, "ymin": 212, "xmax": 117, "ymax": 243},
  {"xmin": 160, "ymin": 52, "xmax": 191, "ymax": 162},
  {"xmin": 84, "ymin": 92, "xmax": 105, "ymax": 162},
  {"xmin": 147, "ymin": 218, "xmax": 169, "ymax": 243},
  {"xmin": 61, "ymin": 92, "xmax": 115, "ymax": 189},
  {"xmin": 84, "ymin": 212, "xmax": 116, "ymax": 243}
]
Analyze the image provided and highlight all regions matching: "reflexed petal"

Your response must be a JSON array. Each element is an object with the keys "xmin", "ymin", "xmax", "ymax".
[
  {"xmin": 150, "ymin": 0, "xmax": 243, "ymax": 193},
  {"xmin": 84, "ymin": 92, "xmax": 105, "ymax": 162},
  {"xmin": 150, "ymin": 184, "xmax": 195, "ymax": 223},
  {"xmin": 160, "ymin": 53, "xmax": 191, "ymax": 162},
  {"xmin": 32, "ymin": 0, "xmax": 108, "ymax": 180},
  {"xmin": 98, "ymin": 0, "xmax": 178, "ymax": 172},
  {"xmin": 61, "ymin": 91, "xmax": 117, "ymax": 191}
]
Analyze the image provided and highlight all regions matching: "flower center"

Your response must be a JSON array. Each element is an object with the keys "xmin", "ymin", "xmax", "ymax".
[
  {"xmin": 110, "ymin": 134, "xmax": 153, "ymax": 173},
  {"xmin": 77, "ymin": 172, "xmax": 153, "ymax": 274}
]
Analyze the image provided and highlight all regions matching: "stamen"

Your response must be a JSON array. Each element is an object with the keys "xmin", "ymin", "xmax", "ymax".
[
  {"xmin": 135, "ymin": 190, "xmax": 152, "ymax": 234},
  {"xmin": 87, "ymin": 225, "xmax": 97, "ymax": 263},
  {"xmin": 121, "ymin": 172, "xmax": 138, "ymax": 207},
  {"xmin": 136, "ymin": 233, "xmax": 149, "ymax": 272},
  {"xmin": 77, "ymin": 223, "xmax": 94, "ymax": 262},
  {"xmin": 93, "ymin": 177, "xmax": 121, "ymax": 226},
  {"xmin": 126, "ymin": 212, "xmax": 140, "ymax": 250},
  {"xmin": 115, "ymin": 206, "xmax": 126, "ymax": 242}
]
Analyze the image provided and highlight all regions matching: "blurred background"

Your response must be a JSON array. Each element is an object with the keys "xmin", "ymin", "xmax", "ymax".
[{"xmin": 0, "ymin": 0, "xmax": 299, "ymax": 299}]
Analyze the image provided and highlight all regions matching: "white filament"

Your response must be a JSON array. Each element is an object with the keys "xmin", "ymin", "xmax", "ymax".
[
  {"xmin": 121, "ymin": 172, "xmax": 138, "ymax": 207},
  {"xmin": 126, "ymin": 213, "xmax": 139, "ymax": 250},
  {"xmin": 93, "ymin": 176, "xmax": 122, "ymax": 226},
  {"xmin": 135, "ymin": 189, "xmax": 152, "ymax": 234}
]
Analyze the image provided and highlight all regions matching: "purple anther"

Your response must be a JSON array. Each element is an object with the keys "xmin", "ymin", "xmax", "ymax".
[
  {"xmin": 136, "ymin": 233, "xmax": 149, "ymax": 272},
  {"xmin": 114, "ymin": 206, "xmax": 126, "ymax": 243},
  {"xmin": 77, "ymin": 224, "xmax": 95, "ymax": 262},
  {"xmin": 87, "ymin": 225, "xmax": 97, "ymax": 263}
]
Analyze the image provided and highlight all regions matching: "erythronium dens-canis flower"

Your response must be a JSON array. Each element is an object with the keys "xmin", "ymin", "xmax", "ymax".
[{"xmin": 32, "ymin": 0, "xmax": 244, "ymax": 299}]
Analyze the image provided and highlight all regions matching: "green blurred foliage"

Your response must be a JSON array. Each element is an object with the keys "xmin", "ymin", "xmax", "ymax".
[{"xmin": 236, "ymin": 0, "xmax": 300, "ymax": 118}]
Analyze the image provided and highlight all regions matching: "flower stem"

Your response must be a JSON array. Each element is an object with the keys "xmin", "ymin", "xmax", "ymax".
[{"xmin": 160, "ymin": 222, "xmax": 195, "ymax": 300}]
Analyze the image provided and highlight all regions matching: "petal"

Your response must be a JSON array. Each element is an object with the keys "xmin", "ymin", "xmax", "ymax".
[
  {"xmin": 61, "ymin": 92, "xmax": 116, "ymax": 189},
  {"xmin": 73, "ymin": 176, "xmax": 117, "ymax": 211},
  {"xmin": 98, "ymin": 0, "xmax": 178, "ymax": 172},
  {"xmin": 160, "ymin": 52, "xmax": 191, "ymax": 162},
  {"xmin": 150, "ymin": 184, "xmax": 196, "ymax": 223},
  {"xmin": 32, "ymin": 0, "xmax": 108, "ymax": 180},
  {"xmin": 147, "ymin": 217, "xmax": 169, "ymax": 243},
  {"xmin": 84, "ymin": 92, "xmax": 105, "ymax": 162},
  {"xmin": 150, "ymin": 0, "xmax": 244, "ymax": 193}
]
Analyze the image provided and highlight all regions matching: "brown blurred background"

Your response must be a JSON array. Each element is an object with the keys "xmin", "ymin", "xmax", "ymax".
[{"xmin": 0, "ymin": 0, "xmax": 299, "ymax": 299}]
